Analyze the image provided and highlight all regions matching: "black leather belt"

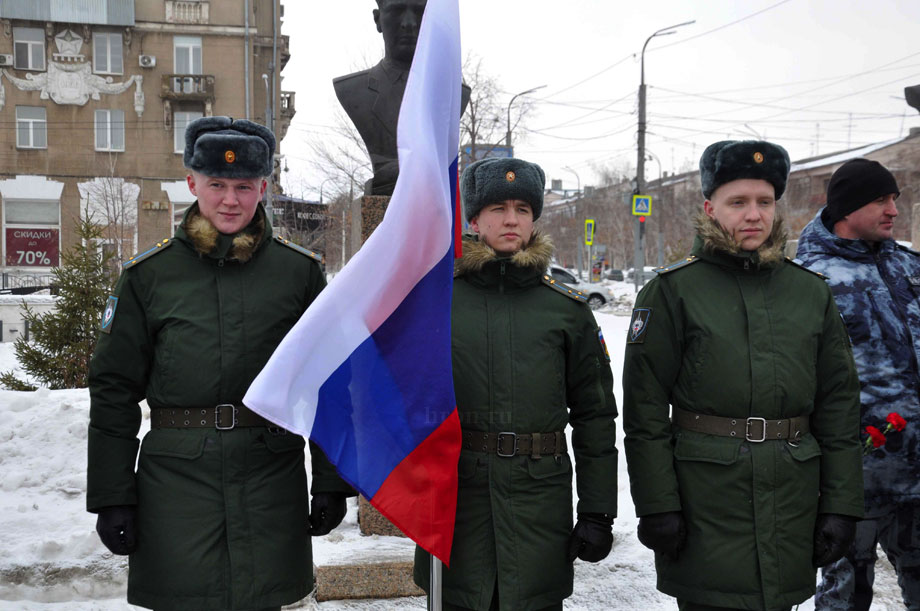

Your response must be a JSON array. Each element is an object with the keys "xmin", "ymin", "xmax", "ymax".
[
  {"xmin": 150, "ymin": 404, "xmax": 281, "ymax": 431},
  {"xmin": 462, "ymin": 430, "xmax": 566, "ymax": 458},
  {"xmin": 673, "ymin": 407, "xmax": 809, "ymax": 442}
]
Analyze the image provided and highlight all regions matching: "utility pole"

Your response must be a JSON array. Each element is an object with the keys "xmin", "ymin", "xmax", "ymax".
[{"xmin": 636, "ymin": 20, "xmax": 693, "ymax": 290}]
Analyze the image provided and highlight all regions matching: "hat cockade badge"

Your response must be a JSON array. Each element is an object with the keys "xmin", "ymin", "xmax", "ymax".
[
  {"xmin": 753, "ymin": 152, "xmax": 764, "ymax": 164},
  {"xmin": 505, "ymin": 171, "xmax": 516, "ymax": 182},
  {"xmin": 224, "ymin": 150, "xmax": 236, "ymax": 163}
]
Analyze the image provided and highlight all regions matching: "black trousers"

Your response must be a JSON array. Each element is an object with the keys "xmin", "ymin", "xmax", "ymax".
[{"xmin": 677, "ymin": 600, "xmax": 791, "ymax": 611}]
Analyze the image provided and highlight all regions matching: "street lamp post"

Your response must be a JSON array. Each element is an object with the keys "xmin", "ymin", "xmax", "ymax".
[
  {"xmin": 506, "ymin": 85, "xmax": 547, "ymax": 148},
  {"xmin": 562, "ymin": 166, "xmax": 581, "ymax": 196},
  {"xmin": 635, "ymin": 20, "xmax": 693, "ymax": 290},
  {"xmin": 319, "ymin": 177, "xmax": 334, "ymax": 205},
  {"xmin": 261, "ymin": 73, "xmax": 274, "ymax": 226}
]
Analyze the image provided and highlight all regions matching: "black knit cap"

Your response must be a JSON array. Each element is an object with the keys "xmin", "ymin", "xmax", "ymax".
[
  {"xmin": 823, "ymin": 158, "xmax": 901, "ymax": 226},
  {"xmin": 461, "ymin": 157, "xmax": 545, "ymax": 221},
  {"xmin": 184, "ymin": 116, "xmax": 275, "ymax": 178},
  {"xmin": 699, "ymin": 140, "xmax": 791, "ymax": 199}
]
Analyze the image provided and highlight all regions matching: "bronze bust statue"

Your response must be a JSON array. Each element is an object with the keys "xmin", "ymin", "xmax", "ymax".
[{"xmin": 333, "ymin": 0, "xmax": 470, "ymax": 196}]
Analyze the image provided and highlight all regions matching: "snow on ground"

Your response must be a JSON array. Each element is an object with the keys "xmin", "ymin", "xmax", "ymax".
[{"xmin": 0, "ymin": 294, "xmax": 903, "ymax": 609}]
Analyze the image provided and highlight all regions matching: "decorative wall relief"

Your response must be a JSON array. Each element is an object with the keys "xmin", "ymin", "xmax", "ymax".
[{"xmin": 0, "ymin": 28, "xmax": 145, "ymax": 116}]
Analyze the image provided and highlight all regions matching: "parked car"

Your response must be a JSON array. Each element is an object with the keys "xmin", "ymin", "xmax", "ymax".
[
  {"xmin": 606, "ymin": 269, "xmax": 625, "ymax": 282},
  {"xmin": 548, "ymin": 266, "xmax": 613, "ymax": 309},
  {"xmin": 624, "ymin": 266, "xmax": 658, "ymax": 284}
]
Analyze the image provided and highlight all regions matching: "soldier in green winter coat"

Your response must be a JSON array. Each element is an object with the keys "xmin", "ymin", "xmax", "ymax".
[
  {"xmin": 87, "ymin": 117, "xmax": 354, "ymax": 611},
  {"xmin": 414, "ymin": 158, "xmax": 618, "ymax": 611},
  {"xmin": 623, "ymin": 140, "xmax": 865, "ymax": 611}
]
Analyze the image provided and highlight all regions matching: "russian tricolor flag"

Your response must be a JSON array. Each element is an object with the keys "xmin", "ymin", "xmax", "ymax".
[{"xmin": 244, "ymin": 0, "xmax": 462, "ymax": 564}]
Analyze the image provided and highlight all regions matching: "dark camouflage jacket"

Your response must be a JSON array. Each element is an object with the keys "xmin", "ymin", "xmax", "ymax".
[{"xmin": 797, "ymin": 209, "xmax": 920, "ymax": 514}]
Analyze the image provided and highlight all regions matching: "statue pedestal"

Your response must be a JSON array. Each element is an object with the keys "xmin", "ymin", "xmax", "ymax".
[
  {"xmin": 357, "ymin": 495, "xmax": 406, "ymax": 537},
  {"xmin": 360, "ymin": 195, "xmax": 391, "ymax": 243},
  {"xmin": 355, "ymin": 194, "xmax": 408, "ymax": 540}
]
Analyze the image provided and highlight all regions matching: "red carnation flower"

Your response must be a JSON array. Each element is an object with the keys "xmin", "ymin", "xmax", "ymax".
[
  {"xmin": 866, "ymin": 426, "xmax": 887, "ymax": 448},
  {"xmin": 886, "ymin": 412, "xmax": 907, "ymax": 432}
]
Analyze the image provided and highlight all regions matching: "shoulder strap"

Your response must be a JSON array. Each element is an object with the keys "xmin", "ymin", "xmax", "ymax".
[
  {"xmin": 274, "ymin": 236, "xmax": 323, "ymax": 264},
  {"xmin": 540, "ymin": 274, "xmax": 589, "ymax": 303},
  {"xmin": 655, "ymin": 255, "xmax": 699, "ymax": 275},
  {"xmin": 896, "ymin": 242, "xmax": 920, "ymax": 257},
  {"xmin": 784, "ymin": 256, "xmax": 827, "ymax": 280},
  {"xmin": 123, "ymin": 238, "xmax": 174, "ymax": 269}
]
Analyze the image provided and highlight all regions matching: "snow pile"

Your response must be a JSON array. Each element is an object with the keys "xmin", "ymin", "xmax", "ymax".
[{"xmin": 0, "ymin": 387, "xmax": 133, "ymax": 603}]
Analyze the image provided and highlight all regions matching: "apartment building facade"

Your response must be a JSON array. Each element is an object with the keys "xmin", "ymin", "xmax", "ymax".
[{"xmin": 0, "ymin": 0, "xmax": 293, "ymax": 287}]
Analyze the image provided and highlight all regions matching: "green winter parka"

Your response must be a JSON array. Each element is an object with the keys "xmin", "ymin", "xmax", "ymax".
[
  {"xmin": 414, "ymin": 233, "xmax": 618, "ymax": 611},
  {"xmin": 87, "ymin": 204, "xmax": 351, "ymax": 611},
  {"xmin": 623, "ymin": 215, "xmax": 864, "ymax": 610}
]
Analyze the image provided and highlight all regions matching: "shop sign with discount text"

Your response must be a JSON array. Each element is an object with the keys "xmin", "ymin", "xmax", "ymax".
[{"xmin": 5, "ymin": 228, "xmax": 60, "ymax": 267}]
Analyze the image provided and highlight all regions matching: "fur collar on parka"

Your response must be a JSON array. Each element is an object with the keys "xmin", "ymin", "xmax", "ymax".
[
  {"xmin": 693, "ymin": 211, "xmax": 787, "ymax": 266},
  {"xmin": 184, "ymin": 205, "xmax": 265, "ymax": 263},
  {"xmin": 454, "ymin": 230, "xmax": 554, "ymax": 277}
]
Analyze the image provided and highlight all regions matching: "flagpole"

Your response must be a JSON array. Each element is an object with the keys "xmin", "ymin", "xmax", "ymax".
[{"xmin": 430, "ymin": 556, "xmax": 443, "ymax": 611}]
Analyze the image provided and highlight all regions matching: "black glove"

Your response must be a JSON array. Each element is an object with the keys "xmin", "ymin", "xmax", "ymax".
[
  {"xmin": 637, "ymin": 511, "xmax": 686, "ymax": 561},
  {"xmin": 95, "ymin": 505, "xmax": 137, "ymax": 555},
  {"xmin": 567, "ymin": 512, "xmax": 614, "ymax": 562},
  {"xmin": 813, "ymin": 513, "xmax": 857, "ymax": 567},
  {"xmin": 309, "ymin": 492, "xmax": 348, "ymax": 536}
]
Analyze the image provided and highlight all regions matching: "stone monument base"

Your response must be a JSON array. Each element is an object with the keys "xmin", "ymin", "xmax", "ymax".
[
  {"xmin": 358, "ymin": 495, "xmax": 407, "ymax": 537},
  {"xmin": 316, "ymin": 560, "xmax": 423, "ymax": 601},
  {"xmin": 361, "ymin": 195, "xmax": 391, "ymax": 243}
]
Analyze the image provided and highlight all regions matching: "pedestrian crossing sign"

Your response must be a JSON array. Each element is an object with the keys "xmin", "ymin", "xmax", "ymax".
[{"xmin": 632, "ymin": 195, "xmax": 652, "ymax": 216}]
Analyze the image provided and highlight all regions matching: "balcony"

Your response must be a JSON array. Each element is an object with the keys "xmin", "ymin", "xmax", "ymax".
[
  {"xmin": 279, "ymin": 35, "xmax": 291, "ymax": 71},
  {"xmin": 160, "ymin": 74, "xmax": 215, "ymax": 102},
  {"xmin": 166, "ymin": 1, "xmax": 209, "ymax": 24},
  {"xmin": 280, "ymin": 91, "xmax": 296, "ymax": 120},
  {"xmin": 279, "ymin": 91, "xmax": 296, "ymax": 140}
]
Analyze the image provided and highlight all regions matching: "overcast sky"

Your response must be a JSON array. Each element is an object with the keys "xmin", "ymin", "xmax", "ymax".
[{"xmin": 278, "ymin": 0, "xmax": 920, "ymax": 199}]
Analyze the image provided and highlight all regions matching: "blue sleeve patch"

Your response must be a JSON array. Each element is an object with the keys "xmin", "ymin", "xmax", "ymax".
[
  {"xmin": 100, "ymin": 295, "xmax": 118, "ymax": 334},
  {"xmin": 628, "ymin": 307, "xmax": 652, "ymax": 344}
]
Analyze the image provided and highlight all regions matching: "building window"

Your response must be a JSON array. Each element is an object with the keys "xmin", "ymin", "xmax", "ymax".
[
  {"xmin": 95, "ymin": 109, "xmax": 126, "ymax": 151},
  {"xmin": 174, "ymin": 111, "xmax": 203, "ymax": 153},
  {"xmin": 93, "ymin": 32, "xmax": 123, "ymax": 75},
  {"xmin": 173, "ymin": 36, "xmax": 202, "ymax": 93},
  {"xmin": 16, "ymin": 106, "xmax": 47, "ymax": 149},
  {"xmin": 13, "ymin": 27, "xmax": 45, "ymax": 71}
]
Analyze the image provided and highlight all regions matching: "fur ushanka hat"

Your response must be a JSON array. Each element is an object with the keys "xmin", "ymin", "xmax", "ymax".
[
  {"xmin": 184, "ymin": 116, "xmax": 275, "ymax": 178},
  {"xmin": 699, "ymin": 140, "xmax": 791, "ymax": 200},
  {"xmin": 461, "ymin": 157, "xmax": 546, "ymax": 221}
]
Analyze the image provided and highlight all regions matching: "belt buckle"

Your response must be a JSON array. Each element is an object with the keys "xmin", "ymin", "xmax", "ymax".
[
  {"xmin": 215, "ymin": 404, "xmax": 237, "ymax": 430},
  {"xmin": 745, "ymin": 417, "xmax": 767, "ymax": 442},
  {"xmin": 496, "ymin": 432, "xmax": 517, "ymax": 457}
]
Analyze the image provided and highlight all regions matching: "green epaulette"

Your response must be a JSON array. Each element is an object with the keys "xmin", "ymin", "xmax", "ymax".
[
  {"xmin": 655, "ymin": 255, "xmax": 699, "ymax": 275},
  {"xmin": 541, "ymin": 274, "xmax": 588, "ymax": 303},
  {"xmin": 123, "ymin": 238, "xmax": 174, "ymax": 268},
  {"xmin": 784, "ymin": 257, "xmax": 827, "ymax": 279},
  {"xmin": 274, "ymin": 235, "xmax": 323, "ymax": 263}
]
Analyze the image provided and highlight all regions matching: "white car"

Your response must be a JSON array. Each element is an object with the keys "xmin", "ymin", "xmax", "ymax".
[{"xmin": 548, "ymin": 266, "xmax": 613, "ymax": 309}]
